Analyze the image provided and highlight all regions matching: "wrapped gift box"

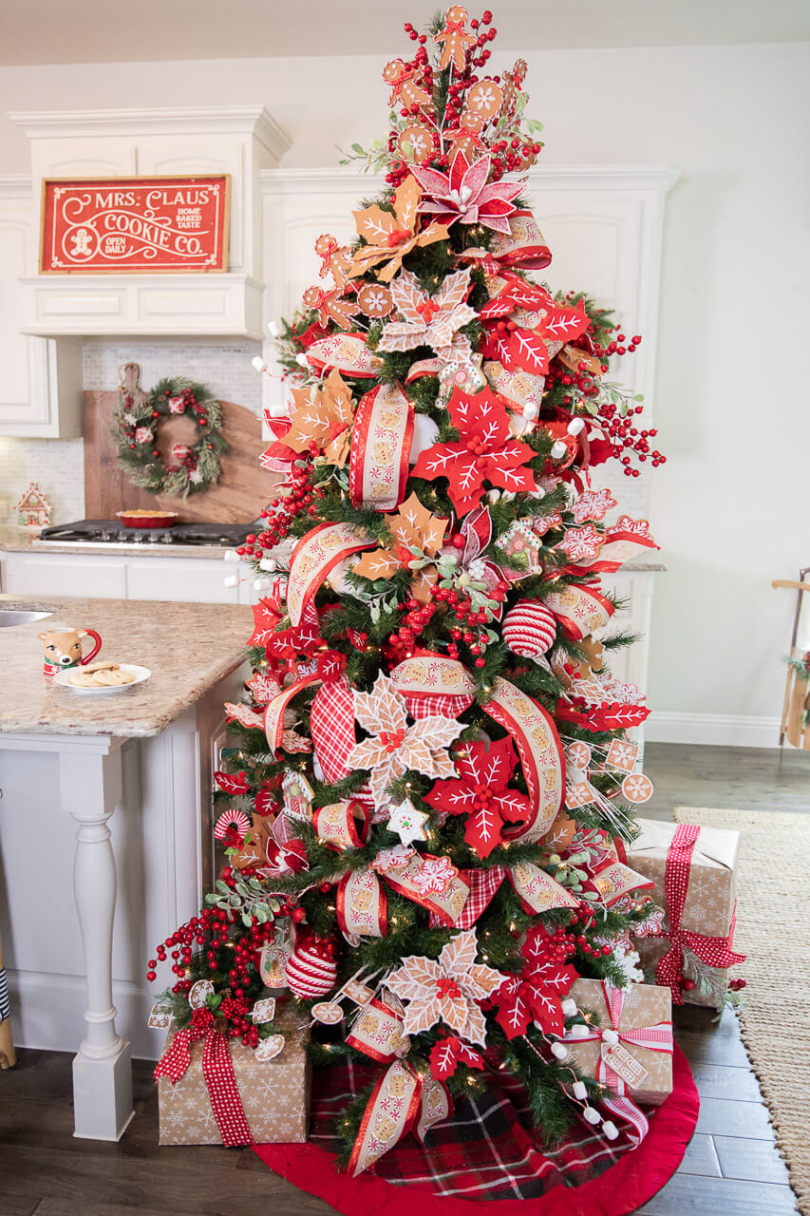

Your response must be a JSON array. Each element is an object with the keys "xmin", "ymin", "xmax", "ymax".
[
  {"xmin": 158, "ymin": 1007, "xmax": 310, "ymax": 1146},
  {"xmin": 626, "ymin": 818, "xmax": 743, "ymax": 1007},
  {"xmin": 566, "ymin": 978, "xmax": 673, "ymax": 1107}
]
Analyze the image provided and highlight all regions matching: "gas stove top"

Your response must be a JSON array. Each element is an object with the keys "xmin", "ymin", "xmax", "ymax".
[{"xmin": 34, "ymin": 519, "xmax": 256, "ymax": 549}]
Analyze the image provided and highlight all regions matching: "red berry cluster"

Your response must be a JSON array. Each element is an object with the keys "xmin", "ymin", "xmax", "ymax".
[
  {"xmin": 386, "ymin": 596, "xmax": 439, "ymax": 661},
  {"xmin": 237, "ymin": 465, "xmax": 323, "ymax": 560},
  {"xmin": 569, "ymin": 907, "xmax": 614, "ymax": 959}
]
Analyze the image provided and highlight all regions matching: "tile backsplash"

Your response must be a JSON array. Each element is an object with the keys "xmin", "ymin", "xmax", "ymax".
[
  {"xmin": 0, "ymin": 335, "xmax": 650, "ymax": 527},
  {"xmin": 0, "ymin": 337, "xmax": 261, "ymax": 526}
]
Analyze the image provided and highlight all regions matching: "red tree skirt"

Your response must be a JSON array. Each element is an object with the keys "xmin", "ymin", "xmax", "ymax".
[{"xmin": 254, "ymin": 1046, "xmax": 699, "ymax": 1216}]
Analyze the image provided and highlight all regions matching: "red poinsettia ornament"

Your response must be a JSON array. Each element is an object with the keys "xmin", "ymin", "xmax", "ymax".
[
  {"xmin": 412, "ymin": 385, "xmax": 537, "ymax": 516},
  {"xmin": 424, "ymin": 736, "xmax": 529, "ymax": 858},
  {"xmin": 480, "ymin": 277, "xmax": 590, "ymax": 378},
  {"xmin": 410, "ymin": 150, "xmax": 523, "ymax": 235},
  {"xmin": 492, "ymin": 923, "xmax": 579, "ymax": 1038}
]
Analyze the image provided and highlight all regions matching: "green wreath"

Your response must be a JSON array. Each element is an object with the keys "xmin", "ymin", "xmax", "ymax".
[{"xmin": 113, "ymin": 375, "xmax": 227, "ymax": 498}]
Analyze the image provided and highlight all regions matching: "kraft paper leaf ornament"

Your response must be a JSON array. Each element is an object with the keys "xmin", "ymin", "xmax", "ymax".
[
  {"xmin": 410, "ymin": 150, "xmax": 523, "ymax": 235},
  {"xmin": 491, "ymin": 923, "xmax": 579, "ymax": 1038},
  {"xmin": 283, "ymin": 369, "xmax": 356, "ymax": 467},
  {"xmin": 378, "ymin": 267, "xmax": 477, "ymax": 363},
  {"xmin": 412, "ymin": 384, "xmax": 537, "ymax": 516},
  {"xmin": 433, "ymin": 6, "xmax": 477, "ymax": 73},
  {"xmin": 346, "ymin": 673, "xmax": 461, "ymax": 810},
  {"xmin": 352, "ymin": 491, "xmax": 448, "ymax": 601},
  {"xmin": 424, "ymin": 736, "xmax": 529, "ymax": 858},
  {"xmin": 301, "ymin": 284, "xmax": 360, "ymax": 331},
  {"xmin": 350, "ymin": 176, "xmax": 449, "ymax": 283},
  {"xmin": 386, "ymin": 927, "xmax": 506, "ymax": 1047}
]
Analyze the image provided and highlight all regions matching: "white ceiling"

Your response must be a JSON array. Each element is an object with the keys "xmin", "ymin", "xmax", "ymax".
[{"xmin": 3, "ymin": 0, "xmax": 809, "ymax": 66}]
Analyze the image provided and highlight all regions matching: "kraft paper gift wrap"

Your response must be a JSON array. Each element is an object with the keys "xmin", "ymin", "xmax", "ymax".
[
  {"xmin": 566, "ymin": 979, "xmax": 673, "ymax": 1107},
  {"xmin": 158, "ymin": 1008, "xmax": 310, "ymax": 1146},
  {"xmin": 626, "ymin": 818, "xmax": 741, "ymax": 1006}
]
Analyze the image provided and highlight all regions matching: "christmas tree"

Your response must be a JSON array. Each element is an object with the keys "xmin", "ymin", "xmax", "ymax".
[{"xmin": 151, "ymin": 6, "xmax": 671, "ymax": 1173}]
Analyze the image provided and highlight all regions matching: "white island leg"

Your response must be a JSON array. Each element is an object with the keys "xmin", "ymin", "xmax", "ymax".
[{"xmin": 59, "ymin": 741, "xmax": 134, "ymax": 1140}]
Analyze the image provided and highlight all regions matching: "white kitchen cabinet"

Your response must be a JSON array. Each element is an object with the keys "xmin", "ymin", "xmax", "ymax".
[
  {"xmin": 0, "ymin": 548, "xmax": 259, "ymax": 605},
  {"xmin": 0, "ymin": 177, "xmax": 82, "ymax": 437}
]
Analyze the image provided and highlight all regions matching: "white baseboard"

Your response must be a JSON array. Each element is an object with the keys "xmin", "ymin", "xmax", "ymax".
[
  {"xmin": 646, "ymin": 711, "xmax": 782, "ymax": 748},
  {"xmin": 7, "ymin": 968, "xmax": 160, "ymax": 1060}
]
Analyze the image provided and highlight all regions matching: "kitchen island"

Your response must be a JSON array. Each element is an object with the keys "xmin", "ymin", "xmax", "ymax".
[{"xmin": 0, "ymin": 594, "xmax": 253, "ymax": 1141}]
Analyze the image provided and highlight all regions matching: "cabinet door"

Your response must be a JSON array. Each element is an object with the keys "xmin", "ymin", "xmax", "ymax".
[
  {"xmin": 1, "ymin": 552, "xmax": 126, "ymax": 598},
  {"xmin": 125, "ymin": 558, "xmax": 239, "ymax": 604},
  {"xmin": 0, "ymin": 185, "xmax": 82, "ymax": 438}
]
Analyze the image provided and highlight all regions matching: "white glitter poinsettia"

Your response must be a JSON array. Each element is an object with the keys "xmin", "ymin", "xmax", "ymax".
[
  {"xmin": 346, "ymin": 672, "xmax": 461, "ymax": 809},
  {"xmin": 385, "ymin": 927, "xmax": 506, "ymax": 1047},
  {"xmin": 378, "ymin": 268, "xmax": 476, "ymax": 363},
  {"xmin": 410, "ymin": 150, "xmax": 524, "ymax": 235}
]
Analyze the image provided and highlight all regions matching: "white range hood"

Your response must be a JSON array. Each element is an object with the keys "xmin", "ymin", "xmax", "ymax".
[{"xmin": 11, "ymin": 106, "xmax": 290, "ymax": 340}]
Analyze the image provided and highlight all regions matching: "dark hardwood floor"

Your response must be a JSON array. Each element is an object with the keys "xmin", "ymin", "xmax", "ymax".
[{"xmin": 0, "ymin": 744, "xmax": 803, "ymax": 1216}]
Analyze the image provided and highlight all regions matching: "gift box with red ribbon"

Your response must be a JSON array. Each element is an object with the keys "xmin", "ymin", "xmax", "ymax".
[
  {"xmin": 624, "ymin": 819, "xmax": 746, "ymax": 1007},
  {"xmin": 156, "ymin": 1006, "xmax": 309, "ymax": 1146}
]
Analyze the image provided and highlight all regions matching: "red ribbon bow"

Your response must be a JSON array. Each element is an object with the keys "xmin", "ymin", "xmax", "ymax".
[
  {"xmin": 154, "ymin": 1023, "xmax": 254, "ymax": 1146},
  {"xmin": 654, "ymin": 823, "xmax": 746, "ymax": 1004}
]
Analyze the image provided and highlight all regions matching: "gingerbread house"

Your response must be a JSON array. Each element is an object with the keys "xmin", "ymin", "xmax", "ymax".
[{"xmin": 14, "ymin": 483, "xmax": 52, "ymax": 530}]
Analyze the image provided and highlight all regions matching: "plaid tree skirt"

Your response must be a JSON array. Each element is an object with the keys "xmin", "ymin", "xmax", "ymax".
[{"xmin": 254, "ymin": 1046, "xmax": 699, "ymax": 1215}]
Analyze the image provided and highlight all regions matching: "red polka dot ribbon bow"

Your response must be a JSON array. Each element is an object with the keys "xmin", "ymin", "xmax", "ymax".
[
  {"xmin": 154, "ymin": 1022, "xmax": 254, "ymax": 1147},
  {"xmin": 655, "ymin": 823, "xmax": 746, "ymax": 1004}
]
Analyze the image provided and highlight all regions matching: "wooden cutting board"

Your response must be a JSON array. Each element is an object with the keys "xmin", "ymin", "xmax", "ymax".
[{"xmin": 82, "ymin": 390, "xmax": 273, "ymax": 523}]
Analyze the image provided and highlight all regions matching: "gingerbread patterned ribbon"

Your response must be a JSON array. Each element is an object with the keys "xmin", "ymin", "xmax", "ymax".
[
  {"xmin": 348, "ymin": 1059, "xmax": 450, "ymax": 1176},
  {"xmin": 154, "ymin": 1026, "xmax": 254, "ymax": 1147},
  {"xmin": 446, "ymin": 861, "xmax": 578, "ymax": 930},
  {"xmin": 349, "ymin": 382, "xmax": 414, "ymax": 512},
  {"xmin": 338, "ymin": 853, "xmax": 471, "ymax": 939},
  {"xmin": 462, "ymin": 210, "xmax": 552, "ymax": 272},
  {"xmin": 482, "ymin": 677, "xmax": 565, "ymax": 841},
  {"xmin": 544, "ymin": 583, "xmax": 615, "ymax": 641},
  {"xmin": 653, "ymin": 823, "xmax": 746, "ymax": 1004},
  {"xmin": 286, "ymin": 521, "xmax": 375, "ymax": 626}
]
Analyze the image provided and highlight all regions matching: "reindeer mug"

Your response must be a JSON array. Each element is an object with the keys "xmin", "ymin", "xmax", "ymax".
[{"xmin": 39, "ymin": 628, "xmax": 102, "ymax": 677}]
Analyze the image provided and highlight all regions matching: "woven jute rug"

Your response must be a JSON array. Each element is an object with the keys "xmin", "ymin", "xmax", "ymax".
[{"xmin": 676, "ymin": 807, "xmax": 809, "ymax": 1212}]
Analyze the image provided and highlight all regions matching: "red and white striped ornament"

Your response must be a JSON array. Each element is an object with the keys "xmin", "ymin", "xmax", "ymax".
[
  {"xmin": 285, "ymin": 935, "xmax": 338, "ymax": 999},
  {"xmin": 502, "ymin": 599, "xmax": 557, "ymax": 660},
  {"xmin": 213, "ymin": 808, "xmax": 251, "ymax": 842}
]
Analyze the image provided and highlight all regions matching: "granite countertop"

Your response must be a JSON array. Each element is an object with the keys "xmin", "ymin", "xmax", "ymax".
[
  {"xmin": 0, "ymin": 526, "xmax": 232, "ymax": 560},
  {"xmin": 0, "ymin": 594, "xmax": 253, "ymax": 738}
]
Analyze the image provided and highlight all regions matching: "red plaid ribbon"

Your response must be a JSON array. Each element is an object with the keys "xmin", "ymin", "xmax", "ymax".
[
  {"xmin": 655, "ymin": 823, "xmax": 746, "ymax": 1004},
  {"xmin": 310, "ymin": 676, "xmax": 355, "ymax": 782},
  {"xmin": 154, "ymin": 1026, "xmax": 254, "ymax": 1147},
  {"xmin": 404, "ymin": 692, "xmax": 472, "ymax": 720}
]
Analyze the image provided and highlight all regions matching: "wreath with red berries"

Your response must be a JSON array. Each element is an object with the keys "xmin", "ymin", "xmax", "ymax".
[{"xmin": 113, "ymin": 375, "xmax": 227, "ymax": 498}]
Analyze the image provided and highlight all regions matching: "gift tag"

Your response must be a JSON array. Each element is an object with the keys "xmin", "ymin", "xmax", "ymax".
[
  {"xmin": 565, "ymin": 781, "xmax": 595, "ymax": 809},
  {"xmin": 148, "ymin": 1004, "xmax": 172, "ymax": 1030},
  {"xmin": 566, "ymin": 741, "xmax": 592, "ymax": 771},
  {"xmin": 605, "ymin": 739, "xmax": 639, "ymax": 773},
  {"xmin": 342, "ymin": 979, "xmax": 374, "ymax": 1006},
  {"xmin": 311, "ymin": 1001, "xmax": 344, "ymax": 1025},
  {"xmin": 252, "ymin": 997, "xmax": 277, "ymax": 1025},
  {"xmin": 188, "ymin": 979, "xmax": 214, "ymax": 1010},
  {"xmin": 601, "ymin": 1041, "xmax": 649, "ymax": 1089},
  {"xmin": 255, "ymin": 1034, "xmax": 286, "ymax": 1062}
]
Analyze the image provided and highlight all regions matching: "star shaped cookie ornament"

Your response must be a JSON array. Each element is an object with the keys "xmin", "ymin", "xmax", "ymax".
[{"xmin": 387, "ymin": 798, "xmax": 431, "ymax": 847}]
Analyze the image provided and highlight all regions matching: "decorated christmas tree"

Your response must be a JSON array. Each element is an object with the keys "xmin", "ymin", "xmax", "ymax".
[{"xmin": 150, "ymin": 6, "xmax": 692, "ymax": 1179}]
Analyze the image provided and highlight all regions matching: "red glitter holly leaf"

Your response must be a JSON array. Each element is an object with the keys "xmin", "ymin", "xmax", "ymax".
[
  {"xmin": 503, "ymin": 328, "xmax": 550, "ymax": 377},
  {"xmin": 537, "ymin": 306, "xmax": 590, "ymax": 345},
  {"xmin": 555, "ymin": 699, "xmax": 651, "ymax": 732},
  {"xmin": 464, "ymin": 803, "xmax": 502, "ymax": 859},
  {"xmin": 524, "ymin": 984, "xmax": 566, "ymax": 1036},
  {"xmin": 493, "ymin": 976, "xmax": 532, "ymax": 1040},
  {"xmin": 214, "ymin": 770, "xmax": 250, "ymax": 796},
  {"xmin": 429, "ymin": 1035, "xmax": 485, "ymax": 1081}
]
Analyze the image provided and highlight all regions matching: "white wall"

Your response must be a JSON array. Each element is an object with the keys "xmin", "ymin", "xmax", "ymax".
[{"xmin": 0, "ymin": 41, "xmax": 807, "ymax": 744}]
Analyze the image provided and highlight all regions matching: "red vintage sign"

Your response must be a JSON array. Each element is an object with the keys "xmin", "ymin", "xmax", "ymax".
[{"xmin": 39, "ymin": 175, "xmax": 231, "ymax": 274}]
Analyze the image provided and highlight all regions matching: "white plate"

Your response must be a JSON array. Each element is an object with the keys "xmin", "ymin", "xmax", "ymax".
[{"xmin": 54, "ymin": 664, "xmax": 151, "ymax": 695}]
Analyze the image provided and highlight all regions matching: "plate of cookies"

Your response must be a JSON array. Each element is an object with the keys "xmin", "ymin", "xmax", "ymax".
[{"xmin": 54, "ymin": 660, "xmax": 151, "ymax": 695}]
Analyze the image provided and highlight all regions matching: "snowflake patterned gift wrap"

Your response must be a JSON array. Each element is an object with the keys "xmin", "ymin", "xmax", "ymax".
[
  {"xmin": 624, "ymin": 819, "xmax": 745, "ymax": 1008},
  {"xmin": 157, "ymin": 1007, "xmax": 310, "ymax": 1146},
  {"xmin": 564, "ymin": 979, "xmax": 673, "ymax": 1108}
]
